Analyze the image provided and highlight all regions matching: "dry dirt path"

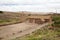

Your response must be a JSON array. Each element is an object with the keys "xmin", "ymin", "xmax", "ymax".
[{"xmin": 0, "ymin": 22, "xmax": 50, "ymax": 40}]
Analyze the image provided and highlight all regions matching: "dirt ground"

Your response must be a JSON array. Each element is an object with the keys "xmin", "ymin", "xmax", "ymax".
[
  {"xmin": 0, "ymin": 22, "xmax": 38, "ymax": 40},
  {"xmin": 0, "ymin": 22, "xmax": 49, "ymax": 40}
]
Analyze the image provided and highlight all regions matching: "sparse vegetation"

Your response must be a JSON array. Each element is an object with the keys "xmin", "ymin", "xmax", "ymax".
[
  {"xmin": 0, "ymin": 12, "xmax": 60, "ymax": 40},
  {"xmin": 0, "ymin": 12, "xmax": 25, "ymax": 25},
  {"xmin": 12, "ymin": 26, "xmax": 60, "ymax": 40},
  {"xmin": 52, "ymin": 14, "xmax": 60, "ymax": 27},
  {"xmin": 0, "ymin": 19, "xmax": 21, "ymax": 26},
  {"xmin": 12, "ymin": 14, "xmax": 60, "ymax": 40}
]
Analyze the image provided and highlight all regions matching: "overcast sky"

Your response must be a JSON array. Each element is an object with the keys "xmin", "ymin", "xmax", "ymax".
[{"xmin": 0, "ymin": 0, "xmax": 60, "ymax": 13}]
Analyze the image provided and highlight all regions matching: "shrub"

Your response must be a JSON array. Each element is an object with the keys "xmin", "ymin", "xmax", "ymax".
[{"xmin": 0, "ymin": 11, "xmax": 3, "ymax": 14}]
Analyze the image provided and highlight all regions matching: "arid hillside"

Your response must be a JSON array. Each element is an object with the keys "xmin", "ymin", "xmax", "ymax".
[
  {"xmin": 0, "ymin": 11, "xmax": 52, "ymax": 26},
  {"xmin": 0, "ymin": 11, "xmax": 28, "ymax": 25}
]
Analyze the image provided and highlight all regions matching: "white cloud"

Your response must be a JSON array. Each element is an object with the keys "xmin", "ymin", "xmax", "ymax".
[
  {"xmin": 0, "ymin": 0, "xmax": 60, "ymax": 13},
  {"xmin": 0, "ymin": 0, "xmax": 48, "ymax": 4},
  {"xmin": 0, "ymin": 5, "xmax": 56, "ymax": 12}
]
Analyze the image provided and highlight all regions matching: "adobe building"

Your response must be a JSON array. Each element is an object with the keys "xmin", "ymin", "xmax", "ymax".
[{"xmin": 26, "ymin": 14, "xmax": 52, "ymax": 24}]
